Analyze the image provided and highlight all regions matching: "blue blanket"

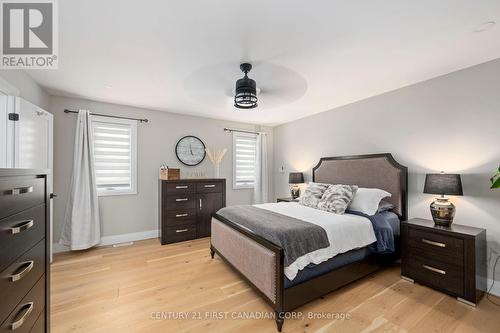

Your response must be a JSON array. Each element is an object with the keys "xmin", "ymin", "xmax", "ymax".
[{"xmin": 345, "ymin": 210, "xmax": 396, "ymax": 253}]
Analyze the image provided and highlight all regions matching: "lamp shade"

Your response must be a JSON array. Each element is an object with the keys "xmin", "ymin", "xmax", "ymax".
[
  {"xmin": 289, "ymin": 172, "xmax": 304, "ymax": 184},
  {"xmin": 424, "ymin": 173, "xmax": 463, "ymax": 196}
]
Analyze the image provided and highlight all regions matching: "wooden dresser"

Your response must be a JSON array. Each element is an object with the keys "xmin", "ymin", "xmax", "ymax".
[
  {"xmin": 159, "ymin": 179, "xmax": 226, "ymax": 244},
  {"xmin": 401, "ymin": 218, "xmax": 486, "ymax": 306},
  {"xmin": 0, "ymin": 169, "xmax": 49, "ymax": 332}
]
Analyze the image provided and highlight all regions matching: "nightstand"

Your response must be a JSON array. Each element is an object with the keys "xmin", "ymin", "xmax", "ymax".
[
  {"xmin": 401, "ymin": 218, "xmax": 486, "ymax": 306},
  {"xmin": 277, "ymin": 197, "xmax": 297, "ymax": 202}
]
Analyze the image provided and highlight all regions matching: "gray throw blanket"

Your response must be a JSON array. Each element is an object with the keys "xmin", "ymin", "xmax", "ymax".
[{"xmin": 216, "ymin": 205, "xmax": 330, "ymax": 266}]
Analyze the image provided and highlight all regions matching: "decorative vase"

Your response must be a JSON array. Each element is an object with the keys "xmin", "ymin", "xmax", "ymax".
[{"xmin": 214, "ymin": 164, "xmax": 220, "ymax": 178}]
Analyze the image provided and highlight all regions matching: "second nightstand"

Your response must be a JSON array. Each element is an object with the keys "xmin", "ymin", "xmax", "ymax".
[
  {"xmin": 401, "ymin": 218, "xmax": 486, "ymax": 306},
  {"xmin": 276, "ymin": 197, "xmax": 297, "ymax": 203}
]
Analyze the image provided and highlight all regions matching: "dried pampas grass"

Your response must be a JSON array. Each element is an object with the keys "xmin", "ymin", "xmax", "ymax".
[{"xmin": 206, "ymin": 148, "xmax": 227, "ymax": 166}]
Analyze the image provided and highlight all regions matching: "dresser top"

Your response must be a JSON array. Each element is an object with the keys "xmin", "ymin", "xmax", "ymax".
[
  {"xmin": 159, "ymin": 178, "xmax": 225, "ymax": 183},
  {"xmin": 404, "ymin": 218, "xmax": 485, "ymax": 237},
  {"xmin": 0, "ymin": 168, "xmax": 49, "ymax": 177}
]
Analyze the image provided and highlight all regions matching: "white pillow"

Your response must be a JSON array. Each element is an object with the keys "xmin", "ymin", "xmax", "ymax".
[{"xmin": 348, "ymin": 188, "xmax": 391, "ymax": 216}]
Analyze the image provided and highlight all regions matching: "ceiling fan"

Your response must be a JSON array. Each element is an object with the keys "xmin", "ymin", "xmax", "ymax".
[
  {"xmin": 183, "ymin": 62, "xmax": 307, "ymax": 110},
  {"xmin": 234, "ymin": 63, "xmax": 258, "ymax": 109}
]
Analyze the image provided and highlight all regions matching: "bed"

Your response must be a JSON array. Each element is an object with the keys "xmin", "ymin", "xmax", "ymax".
[{"xmin": 210, "ymin": 153, "xmax": 408, "ymax": 331}]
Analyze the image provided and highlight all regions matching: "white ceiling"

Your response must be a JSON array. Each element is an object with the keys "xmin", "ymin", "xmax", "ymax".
[{"xmin": 27, "ymin": 0, "xmax": 500, "ymax": 126}]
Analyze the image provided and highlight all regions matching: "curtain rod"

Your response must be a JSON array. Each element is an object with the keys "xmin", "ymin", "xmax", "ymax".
[
  {"xmin": 224, "ymin": 127, "xmax": 266, "ymax": 135},
  {"xmin": 64, "ymin": 109, "xmax": 149, "ymax": 123}
]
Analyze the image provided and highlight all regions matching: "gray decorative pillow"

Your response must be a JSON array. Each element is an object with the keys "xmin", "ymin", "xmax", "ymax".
[
  {"xmin": 298, "ymin": 182, "xmax": 330, "ymax": 208},
  {"xmin": 317, "ymin": 184, "xmax": 358, "ymax": 214},
  {"xmin": 377, "ymin": 200, "xmax": 395, "ymax": 213}
]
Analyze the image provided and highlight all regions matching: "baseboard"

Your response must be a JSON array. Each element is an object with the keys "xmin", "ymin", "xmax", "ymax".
[
  {"xmin": 486, "ymin": 278, "xmax": 500, "ymax": 297},
  {"xmin": 53, "ymin": 229, "xmax": 159, "ymax": 253}
]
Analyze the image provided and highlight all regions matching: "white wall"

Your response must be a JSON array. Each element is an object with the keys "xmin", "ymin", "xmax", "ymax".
[
  {"xmin": 49, "ymin": 96, "xmax": 273, "ymax": 240},
  {"xmin": 0, "ymin": 71, "xmax": 50, "ymax": 109},
  {"xmin": 274, "ymin": 58, "xmax": 500, "ymax": 291}
]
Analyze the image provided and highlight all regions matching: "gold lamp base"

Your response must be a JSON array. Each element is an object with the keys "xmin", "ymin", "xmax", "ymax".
[{"xmin": 430, "ymin": 197, "xmax": 455, "ymax": 227}]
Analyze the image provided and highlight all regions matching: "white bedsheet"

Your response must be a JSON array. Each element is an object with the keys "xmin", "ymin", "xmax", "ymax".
[{"xmin": 254, "ymin": 202, "xmax": 377, "ymax": 280}]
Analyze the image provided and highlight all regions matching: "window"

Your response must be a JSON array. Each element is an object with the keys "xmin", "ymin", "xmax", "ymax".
[
  {"xmin": 91, "ymin": 116, "xmax": 137, "ymax": 196},
  {"xmin": 232, "ymin": 132, "xmax": 257, "ymax": 189}
]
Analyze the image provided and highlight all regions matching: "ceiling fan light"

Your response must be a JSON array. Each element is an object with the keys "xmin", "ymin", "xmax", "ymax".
[{"xmin": 234, "ymin": 63, "xmax": 258, "ymax": 109}]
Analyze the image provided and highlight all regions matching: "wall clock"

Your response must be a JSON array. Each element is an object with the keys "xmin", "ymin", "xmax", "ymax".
[{"xmin": 175, "ymin": 135, "xmax": 206, "ymax": 166}]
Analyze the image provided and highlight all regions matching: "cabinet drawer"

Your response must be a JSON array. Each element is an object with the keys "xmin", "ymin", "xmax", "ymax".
[
  {"xmin": 0, "ymin": 276, "xmax": 45, "ymax": 333},
  {"xmin": 407, "ymin": 227, "xmax": 464, "ymax": 264},
  {"xmin": 165, "ymin": 209, "xmax": 197, "ymax": 225},
  {"xmin": 406, "ymin": 255, "xmax": 464, "ymax": 296},
  {"xmin": 166, "ymin": 183, "xmax": 196, "ymax": 194},
  {"xmin": 29, "ymin": 311, "xmax": 44, "ymax": 333},
  {"xmin": 196, "ymin": 182, "xmax": 222, "ymax": 193},
  {"xmin": 0, "ymin": 240, "xmax": 45, "ymax": 324},
  {"xmin": 0, "ymin": 178, "xmax": 45, "ymax": 220},
  {"xmin": 165, "ymin": 194, "xmax": 196, "ymax": 210},
  {"xmin": 0, "ymin": 205, "xmax": 45, "ymax": 272},
  {"xmin": 165, "ymin": 225, "xmax": 197, "ymax": 243}
]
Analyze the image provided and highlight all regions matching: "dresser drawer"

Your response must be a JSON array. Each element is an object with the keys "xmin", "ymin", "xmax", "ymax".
[
  {"xmin": 29, "ymin": 311, "xmax": 44, "ymax": 333},
  {"xmin": 0, "ymin": 276, "xmax": 45, "ymax": 333},
  {"xmin": 165, "ymin": 209, "xmax": 197, "ymax": 225},
  {"xmin": 0, "ymin": 240, "xmax": 45, "ymax": 324},
  {"xmin": 165, "ymin": 225, "xmax": 197, "ymax": 243},
  {"xmin": 166, "ymin": 183, "xmax": 196, "ymax": 194},
  {"xmin": 0, "ymin": 205, "xmax": 46, "ymax": 272},
  {"xmin": 0, "ymin": 178, "xmax": 45, "ymax": 220},
  {"xmin": 407, "ymin": 227, "xmax": 464, "ymax": 264},
  {"xmin": 165, "ymin": 194, "xmax": 196, "ymax": 210},
  {"xmin": 406, "ymin": 255, "xmax": 464, "ymax": 296},
  {"xmin": 196, "ymin": 182, "xmax": 222, "ymax": 193}
]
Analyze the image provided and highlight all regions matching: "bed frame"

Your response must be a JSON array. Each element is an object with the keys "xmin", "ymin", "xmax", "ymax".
[{"xmin": 210, "ymin": 153, "xmax": 408, "ymax": 331}]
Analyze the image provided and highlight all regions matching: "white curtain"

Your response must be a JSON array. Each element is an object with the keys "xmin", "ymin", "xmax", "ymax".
[
  {"xmin": 253, "ymin": 133, "xmax": 269, "ymax": 204},
  {"xmin": 60, "ymin": 110, "xmax": 101, "ymax": 250}
]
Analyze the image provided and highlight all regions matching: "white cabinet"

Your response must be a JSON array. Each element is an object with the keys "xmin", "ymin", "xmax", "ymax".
[
  {"xmin": 0, "ymin": 96, "xmax": 53, "ymax": 170},
  {"xmin": 0, "ymin": 93, "xmax": 16, "ymax": 168},
  {"xmin": 0, "ymin": 90, "xmax": 54, "ymax": 260},
  {"xmin": 13, "ymin": 97, "xmax": 53, "ymax": 170}
]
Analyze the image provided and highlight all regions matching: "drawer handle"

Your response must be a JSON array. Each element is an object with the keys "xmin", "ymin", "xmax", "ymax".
[
  {"xmin": 9, "ymin": 261, "xmax": 34, "ymax": 282},
  {"xmin": 175, "ymin": 213, "xmax": 188, "ymax": 217},
  {"xmin": 3, "ymin": 186, "xmax": 34, "ymax": 196},
  {"xmin": 175, "ymin": 198, "xmax": 188, "ymax": 202},
  {"xmin": 175, "ymin": 186, "xmax": 188, "ymax": 189},
  {"xmin": 7, "ymin": 220, "xmax": 34, "ymax": 235},
  {"xmin": 422, "ymin": 264, "xmax": 446, "ymax": 275},
  {"xmin": 176, "ymin": 229, "xmax": 189, "ymax": 233},
  {"xmin": 204, "ymin": 184, "xmax": 216, "ymax": 188},
  {"xmin": 421, "ymin": 238, "xmax": 446, "ymax": 248},
  {"xmin": 9, "ymin": 302, "xmax": 34, "ymax": 330}
]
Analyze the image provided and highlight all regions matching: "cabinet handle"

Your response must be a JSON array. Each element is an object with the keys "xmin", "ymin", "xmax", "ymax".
[
  {"xmin": 422, "ymin": 264, "xmax": 446, "ymax": 275},
  {"xmin": 9, "ymin": 302, "xmax": 34, "ymax": 330},
  {"xmin": 175, "ymin": 198, "xmax": 188, "ymax": 202},
  {"xmin": 421, "ymin": 238, "xmax": 446, "ymax": 248},
  {"xmin": 175, "ymin": 185, "xmax": 188, "ymax": 189},
  {"xmin": 176, "ymin": 229, "xmax": 189, "ymax": 233},
  {"xmin": 3, "ymin": 186, "xmax": 33, "ymax": 196},
  {"xmin": 7, "ymin": 220, "xmax": 34, "ymax": 234},
  {"xmin": 204, "ymin": 184, "xmax": 215, "ymax": 188},
  {"xmin": 199, "ymin": 198, "xmax": 202, "ymax": 210},
  {"xmin": 175, "ymin": 213, "xmax": 188, "ymax": 217},
  {"xmin": 9, "ymin": 261, "xmax": 34, "ymax": 282}
]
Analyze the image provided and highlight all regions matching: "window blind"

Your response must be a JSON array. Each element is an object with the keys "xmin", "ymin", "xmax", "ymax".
[
  {"xmin": 233, "ymin": 132, "xmax": 257, "ymax": 188},
  {"xmin": 91, "ymin": 117, "xmax": 136, "ymax": 195}
]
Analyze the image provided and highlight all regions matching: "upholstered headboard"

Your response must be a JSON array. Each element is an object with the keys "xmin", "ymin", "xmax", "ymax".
[{"xmin": 312, "ymin": 154, "xmax": 408, "ymax": 220}]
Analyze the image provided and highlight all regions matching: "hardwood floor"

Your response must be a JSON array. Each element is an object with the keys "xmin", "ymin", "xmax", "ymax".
[{"xmin": 51, "ymin": 238, "xmax": 500, "ymax": 333}]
